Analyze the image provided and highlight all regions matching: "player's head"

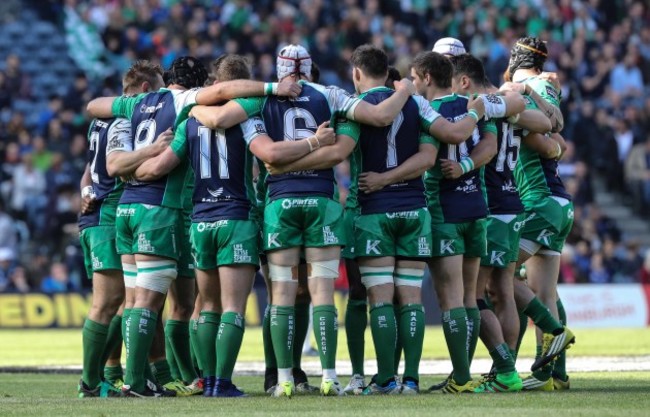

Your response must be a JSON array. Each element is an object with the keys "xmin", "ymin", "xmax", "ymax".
[
  {"xmin": 276, "ymin": 44, "xmax": 312, "ymax": 82},
  {"xmin": 122, "ymin": 60, "xmax": 164, "ymax": 95},
  {"xmin": 411, "ymin": 51, "xmax": 452, "ymax": 96},
  {"xmin": 385, "ymin": 66, "xmax": 401, "ymax": 89},
  {"xmin": 507, "ymin": 36, "xmax": 548, "ymax": 76},
  {"xmin": 311, "ymin": 61, "xmax": 320, "ymax": 84},
  {"xmin": 432, "ymin": 37, "xmax": 466, "ymax": 57},
  {"xmin": 449, "ymin": 53, "xmax": 489, "ymax": 94},
  {"xmin": 168, "ymin": 56, "xmax": 209, "ymax": 89},
  {"xmin": 350, "ymin": 44, "xmax": 388, "ymax": 93},
  {"xmin": 208, "ymin": 54, "xmax": 251, "ymax": 85}
]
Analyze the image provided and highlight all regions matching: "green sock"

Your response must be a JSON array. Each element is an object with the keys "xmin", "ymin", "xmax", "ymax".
[
  {"xmin": 82, "ymin": 319, "xmax": 109, "ymax": 388},
  {"xmin": 393, "ymin": 304, "xmax": 402, "ymax": 376},
  {"xmin": 121, "ymin": 308, "xmax": 131, "ymax": 359},
  {"xmin": 164, "ymin": 329, "xmax": 181, "ymax": 381},
  {"xmin": 369, "ymin": 303, "xmax": 397, "ymax": 384},
  {"xmin": 399, "ymin": 304, "xmax": 424, "ymax": 382},
  {"xmin": 262, "ymin": 305, "xmax": 277, "ymax": 369},
  {"xmin": 532, "ymin": 344, "xmax": 553, "ymax": 380},
  {"xmin": 466, "ymin": 307, "xmax": 481, "ymax": 366},
  {"xmin": 216, "ymin": 312, "xmax": 245, "ymax": 380},
  {"xmin": 104, "ymin": 365, "xmax": 123, "ymax": 383},
  {"xmin": 124, "ymin": 308, "xmax": 158, "ymax": 392},
  {"xmin": 99, "ymin": 314, "xmax": 123, "ymax": 378},
  {"xmin": 509, "ymin": 348, "xmax": 518, "ymax": 366},
  {"xmin": 489, "ymin": 343, "xmax": 516, "ymax": 375},
  {"xmin": 514, "ymin": 309, "xmax": 528, "ymax": 361},
  {"xmin": 312, "ymin": 305, "xmax": 338, "ymax": 370},
  {"xmin": 345, "ymin": 299, "xmax": 367, "ymax": 376},
  {"xmin": 196, "ymin": 311, "xmax": 221, "ymax": 377},
  {"xmin": 270, "ymin": 305, "xmax": 295, "ymax": 369},
  {"xmin": 442, "ymin": 308, "xmax": 471, "ymax": 385},
  {"xmin": 293, "ymin": 303, "xmax": 310, "ymax": 369},
  {"xmin": 166, "ymin": 320, "xmax": 197, "ymax": 383},
  {"xmin": 554, "ymin": 298, "xmax": 568, "ymax": 380},
  {"xmin": 523, "ymin": 297, "xmax": 563, "ymax": 334},
  {"xmin": 189, "ymin": 318, "xmax": 202, "ymax": 374},
  {"xmin": 151, "ymin": 359, "xmax": 173, "ymax": 385}
]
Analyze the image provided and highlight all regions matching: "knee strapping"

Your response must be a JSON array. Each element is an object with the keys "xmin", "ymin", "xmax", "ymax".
[
  {"xmin": 395, "ymin": 267, "xmax": 425, "ymax": 288},
  {"xmin": 538, "ymin": 248, "xmax": 561, "ymax": 256},
  {"xmin": 268, "ymin": 263, "xmax": 296, "ymax": 282},
  {"xmin": 359, "ymin": 266, "xmax": 394, "ymax": 288},
  {"xmin": 519, "ymin": 238, "xmax": 542, "ymax": 256},
  {"xmin": 123, "ymin": 263, "xmax": 137, "ymax": 289},
  {"xmin": 136, "ymin": 260, "xmax": 177, "ymax": 294},
  {"xmin": 308, "ymin": 259, "xmax": 339, "ymax": 279}
]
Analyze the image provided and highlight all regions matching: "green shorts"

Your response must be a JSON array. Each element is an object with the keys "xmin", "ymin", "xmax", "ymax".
[
  {"xmin": 480, "ymin": 213, "xmax": 525, "ymax": 268},
  {"xmin": 177, "ymin": 211, "xmax": 194, "ymax": 278},
  {"xmin": 263, "ymin": 196, "xmax": 345, "ymax": 251},
  {"xmin": 115, "ymin": 203, "xmax": 181, "ymax": 260},
  {"xmin": 341, "ymin": 208, "xmax": 360, "ymax": 259},
  {"xmin": 430, "ymin": 218, "xmax": 487, "ymax": 258},
  {"xmin": 520, "ymin": 196, "xmax": 574, "ymax": 253},
  {"xmin": 190, "ymin": 219, "xmax": 259, "ymax": 269},
  {"xmin": 354, "ymin": 208, "xmax": 432, "ymax": 258},
  {"xmin": 80, "ymin": 225, "xmax": 122, "ymax": 279}
]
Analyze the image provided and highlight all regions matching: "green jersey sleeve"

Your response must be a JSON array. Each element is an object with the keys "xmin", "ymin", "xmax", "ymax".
[
  {"xmin": 336, "ymin": 118, "xmax": 361, "ymax": 143},
  {"xmin": 527, "ymin": 78, "xmax": 561, "ymax": 108},
  {"xmin": 170, "ymin": 120, "xmax": 189, "ymax": 160},
  {"xmin": 111, "ymin": 93, "xmax": 147, "ymax": 119},
  {"xmin": 233, "ymin": 97, "xmax": 265, "ymax": 118},
  {"xmin": 413, "ymin": 95, "xmax": 440, "ymax": 133},
  {"xmin": 480, "ymin": 119, "xmax": 497, "ymax": 136},
  {"xmin": 419, "ymin": 132, "xmax": 439, "ymax": 149}
]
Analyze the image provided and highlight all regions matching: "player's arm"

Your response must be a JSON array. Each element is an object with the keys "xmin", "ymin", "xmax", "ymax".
[
  {"xmin": 481, "ymin": 91, "xmax": 526, "ymax": 118},
  {"xmin": 521, "ymin": 132, "xmax": 563, "ymax": 160},
  {"xmin": 350, "ymin": 80, "xmax": 414, "ymax": 127},
  {"xmin": 427, "ymin": 95, "xmax": 485, "ymax": 144},
  {"xmin": 191, "ymin": 100, "xmax": 252, "ymax": 130},
  {"xmin": 513, "ymin": 109, "xmax": 552, "ymax": 134},
  {"xmin": 79, "ymin": 164, "xmax": 95, "ymax": 215},
  {"xmin": 266, "ymin": 134, "xmax": 356, "ymax": 174},
  {"xmin": 132, "ymin": 124, "xmax": 186, "ymax": 181},
  {"xmin": 440, "ymin": 122, "xmax": 497, "ymax": 180},
  {"xmin": 106, "ymin": 125, "xmax": 173, "ymax": 177},
  {"xmin": 500, "ymin": 82, "xmax": 563, "ymax": 132},
  {"xmin": 248, "ymin": 121, "xmax": 335, "ymax": 165},
  {"xmin": 87, "ymin": 94, "xmax": 146, "ymax": 119},
  {"xmin": 358, "ymin": 138, "xmax": 438, "ymax": 194},
  {"xmin": 194, "ymin": 77, "xmax": 301, "ymax": 105}
]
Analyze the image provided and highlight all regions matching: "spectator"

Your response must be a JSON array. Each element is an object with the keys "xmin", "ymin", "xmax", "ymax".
[
  {"xmin": 0, "ymin": 248, "xmax": 16, "ymax": 291},
  {"xmin": 4, "ymin": 266, "xmax": 30, "ymax": 293},
  {"xmin": 610, "ymin": 49, "xmax": 644, "ymax": 101},
  {"xmin": 0, "ymin": 200, "xmax": 17, "ymax": 258},
  {"xmin": 10, "ymin": 153, "xmax": 47, "ymax": 233},
  {"xmin": 40, "ymin": 262, "xmax": 75, "ymax": 293},
  {"xmin": 624, "ymin": 135, "xmax": 650, "ymax": 214}
]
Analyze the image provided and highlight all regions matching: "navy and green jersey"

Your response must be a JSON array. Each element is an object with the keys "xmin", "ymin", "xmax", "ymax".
[
  {"xmin": 78, "ymin": 117, "xmax": 127, "ymax": 230},
  {"xmin": 514, "ymin": 95, "xmax": 570, "ymax": 203},
  {"xmin": 111, "ymin": 88, "xmax": 198, "ymax": 209},
  {"xmin": 424, "ymin": 94, "xmax": 497, "ymax": 223},
  {"xmin": 484, "ymin": 119, "xmax": 524, "ymax": 214},
  {"xmin": 172, "ymin": 117, "xmax": 260, "ymax": 222},
  {"xmin": 340, "ymin": 87, "xmax": 439, "ymax": 215},
  {"xmin": 234, "ymin": 80, "xmax": 361, "ymax": 201}
]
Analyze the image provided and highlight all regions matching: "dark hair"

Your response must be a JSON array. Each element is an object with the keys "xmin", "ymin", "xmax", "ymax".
[
  {"xmin": 350, "ymin": 44, "xmax": 389, "ymax": 79},
  {"xmin": 412, "ymin": 51, "xmax": 452, "ymax": 89},
  {"xmin": 508, "ymin": 36, "xmax": 548, "ymax": 74},
  {"xmin": 123, "ymin": 60, "xmax": 164, "ymax": 94},
  {"xmin": 385, "ymin": 66, "xmax": 401, "ymax": 89},
  {"xmin": 208, "ymin": 54, "xmax": 251, "ymax": 84},
  {"xmin": 449, "ymin": 54, "xmax": 488, "ymax": 87},
  {"xmin": 311, "ymin": 61, "xmax": 320, "ymax": 84},
  {"xmin": 168, "ymin": 56, "xmax": 208, "ymax": 89}
]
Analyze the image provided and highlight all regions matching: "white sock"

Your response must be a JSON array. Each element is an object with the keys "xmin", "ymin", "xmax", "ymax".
[
  {"xmin": 322, "ymin": 369, "xmax": 337, "ymax": 381},
  {"xmin": 278, "ymin": 368, "xmax": 293, "ymax": 383}
]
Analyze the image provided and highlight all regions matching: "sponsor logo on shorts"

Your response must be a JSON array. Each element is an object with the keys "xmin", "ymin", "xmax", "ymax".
[
  {"xmin": 233, "ymin": 244, "xmax": 252, "ymax": 263},
  {"xmin": 322, "ymin": 226, "xmax": 339, "ymax": 245},
  {"xmin": 490, "ymin": 250, "xmax": 506, "ymax": 266},
  {"xmin": 386, "ymin": 210, "xmax": 419, "ymax": 219},
  {"xmin": 440, "ymin": 239, "xmax": 455, "ymax": 255},
  {"xmin": 137, "ymin": 233, "xmax": 155, "ymax": 253},
  {"xmin": 537, "ymin": 229, "xmax": 555, "ymax": 246},
  {"xmin": 567, "ymin": 208, "xmax": 574, "ymax": 220},
  {"xmin": 196, "ymin": 220, "xmax": 229, "ymax": 232},
  {"xmin": 117, "ymin": 207, "xmax": 136, "ymax": 217},
  {"xmin": 366, "ymin": 240, "xmax": 381, "ymax": 255},
  {"xmin": 91, "ymin": 253, "xmax": 103, "ymax": 270},
  {"xmin": 455, "ymin": 178, "xmax": 478, "ymax": 193},
  {"xmin": 281, "ymin": 198, "xmax": 319, "ymax": 209},
  {"xmin": 514, "ymin": 213, "xmax": 536, "ymax": 232},
  {"xmin": 418, "ymin": 237, "xmax": 431, "ymax": 256},
  {"xmin": 267, "ymin": 233, "xmax": 281, "ymax": 248}
]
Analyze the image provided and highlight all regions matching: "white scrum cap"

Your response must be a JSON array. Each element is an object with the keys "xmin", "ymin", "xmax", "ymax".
[
  {"xmin": 432, "ymin": 37, "xmax": 466, "ymax": 56},
  {"xmin": 277, "ymin": 44, "xmax": 313, "ymax": 80}
]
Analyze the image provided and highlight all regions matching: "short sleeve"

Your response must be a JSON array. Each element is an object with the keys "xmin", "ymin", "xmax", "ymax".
[
  {"xmin": 482, "ymin": 93, "xmax": 508, "ymax": 119},
  {"xmin": 322, "ymin": 85, "xmax": 361, "ymax": 120},
  {"xmin": 105, "ymin": 118, "xmax": 133, "ymax": 155},
  {"xmin": 171, "ymin": 88, "xmax": 201, "ymax": 115},
  {"xmin": 111, "ymin": 93, "xmax": 147, "ymax": 119},
  {"xmin": 413, "ymin": 95, "xmax": 440, "ymax": 132},
  {"xmin": 240, "ymin": 117, "xmax": 267, "ymax": 146},
  {"xmin": 336, "ymin": 118, "xmax": 360, "ymax": 143},
  {"xmin": 170, "ymin": 120, "xmax": 188, "ymax": 160},
  {"xmin": 480, "ymin": 119, "xmax": 498, "ymax": 136},
  {"xmin": 419, "ymin": 132, "xmax": 439, "ymax": 149},
  {"xmin": 528, "ymin": 79, "xmax": 561, "ymax": 108},
  {"xmin": 233, "ymin": 97, "xmax": 265, "ymax": 117}
]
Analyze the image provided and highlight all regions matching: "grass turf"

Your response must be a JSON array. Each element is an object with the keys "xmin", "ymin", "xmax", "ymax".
[
  {"xmin": 1, "ymin": 372, "xmax": 650, "ymax": 417},
  {"xmin": 1, "ymin": 327, "xmax": 649, "ymax": 367}
]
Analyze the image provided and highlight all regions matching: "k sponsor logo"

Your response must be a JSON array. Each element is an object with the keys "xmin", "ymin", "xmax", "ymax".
[
  {"xmin": 537, "ymin": 229, "xmax": 555, "ymax": 246},
  {"xmin": 440, "ymin": 239, "xmax": 455, "ymax": 255},
  {"xmin": 366, "ymin": 240, "xmax": 381, "ymax": 255},
  {"xmin": 267, "ymin": 233, "xmax": 281, "ymax": 248},
  {"xmin": 490, "ymin": 251, "xmax": 506, "ymax": 266}
]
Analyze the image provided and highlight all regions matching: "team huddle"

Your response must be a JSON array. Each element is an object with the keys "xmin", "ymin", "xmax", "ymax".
[{"xmin": 77, "ymin": 35, "xmax": 575, "ymax": 398}]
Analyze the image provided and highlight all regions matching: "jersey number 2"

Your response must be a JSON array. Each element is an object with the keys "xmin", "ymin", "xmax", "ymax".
[{"xmin": 198, "ymin": 126, "xmax": 229, "ymax": 179}]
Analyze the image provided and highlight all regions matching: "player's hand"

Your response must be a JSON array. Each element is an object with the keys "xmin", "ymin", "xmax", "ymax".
[
  {"xmin": 358, "ymin": 171, "xmax": 389, "ymax": 193},
  {"xmin": 467, "ymin": 94, "xmax": 485, "ymax": 119},
  {"xmin": 538, "ymin": 72, "xmax": 561, "ymax": 90},
  {"xmin": 440, "ymin": 159, "xmax": 463, "ymax": 179},
  {"xmin": 264, "ymin": 162, "xmax": 287, "ymax": 176},
  {"xmin": 393, "ymin": 78, "xmax": 415, "ymax": 95},
  {"xmin": 499, "ymin": 82, "xmax": 526, "ymax": 95},
  {"xmin": 314, "ymin": 121, "xmax": 335, "ymax": 146},
  {"xmin": 277, "ymin": 77, "xmax": 302, "ymax": 98},
  {"xmin": 153, "ymin": 129, "xmax": 173, "ymax": 154},
  {"xmin": 81, "ymin": 195, "xmax": 96, "ymax": 214}
]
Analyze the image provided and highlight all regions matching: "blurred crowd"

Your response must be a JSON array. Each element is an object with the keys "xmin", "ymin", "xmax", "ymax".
[{"xmin": 1, "ymin": 0, "xmax": 650, "ymax": 292}]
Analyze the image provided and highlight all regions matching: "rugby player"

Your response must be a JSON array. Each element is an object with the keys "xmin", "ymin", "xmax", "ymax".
[{"xmin": 77, "ymin": 61, "xmax": 168, "ymax": 398}]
